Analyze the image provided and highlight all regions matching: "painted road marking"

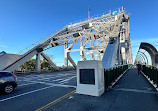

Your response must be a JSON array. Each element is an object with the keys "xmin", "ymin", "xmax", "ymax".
[
  {"xmin": 17, "ymin": 71, "xmax": 75, "ymax": 79},
  {"xmin": 35, "ymin": 90, "xmax": 76, "ymax": 111},
  {"xmin": 20, "ymin": 72, "xmax": 76, "ymax": 79},
  {"xmin": 0, "ymin": 71, "xmax": 76, "ymax": 102},
  {"xmin": 0, "ymin": 86, "xmax": 54, "ymax": 102},
  {"xmin": 0, "ymin": 78, "xmax": 76, "ymax": 102},
  {"xmin": 19, "ymin": 74, "xmax": 76, "ymax": 82},
  {"xmin": 19, "ymin": 76, "xmax": 76, "ymax": 85},
  {"xmin": 113, "ymin": 88, "xmax": 158, "ymax": 94},
  {"xmin": 18, "ymin": 82, "xmax": 40, "ymax": 87},
  {"xmin": 59, "ymin": 76, "xmax": 76, "ymax": 84},
  {"xmin": 18, "ymin": 77, "xmax": 76, "ymax": 88},
  {"xmin": 55, "ymin": 84, "xmax": 76, "ymax": 88}
]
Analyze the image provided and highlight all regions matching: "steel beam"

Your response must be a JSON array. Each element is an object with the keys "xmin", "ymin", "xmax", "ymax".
[
  {"xmin": 41, "ymin": 52, "xmax": 59, "ymax": 70},
  {"xmin": 2, "ymin": 9, "xmax": 133, "ymax": 71},
  {"xmin": 64, "ymin": 43, "xmax": 68, "ymax": 67},
  {"xmin": 67, "ymin": 53, "xmax": 77, "ymax": 68},
  {"xmin": 36, "ymin": 53, "xmax": 41, "ymax": 72}
]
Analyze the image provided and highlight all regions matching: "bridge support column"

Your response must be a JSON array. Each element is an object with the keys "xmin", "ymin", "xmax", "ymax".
[
  {"xmin": 80, "ymin": 47, "xmax": 84, "ymax": 61},
  {"xmin": 90, "ymin": 41, "xmax": 95, "ymax": 60},
  {"xmin": 80, "ymin": 39, "xmax": 85, "ymax": 61},
  {"xmin": 36, "ymin": 53, "xmax": 41, "ymax": 72},
  {"xmin": 117, "ymin": 45, "xmax": 121, "ymax": 65},
  {"xmin": 64, "ymin": 43, "xmax": 68, "ymax": 67}
]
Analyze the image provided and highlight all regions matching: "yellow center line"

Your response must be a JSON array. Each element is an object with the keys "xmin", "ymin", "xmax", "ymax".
[{"xmin": 35, "ymin": 90, "xmax": 76, "ymax": 111}]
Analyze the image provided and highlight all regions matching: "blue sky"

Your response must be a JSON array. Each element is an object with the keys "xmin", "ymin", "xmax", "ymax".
[{"xmin": 0, "ymin": 0, "xmax": 158, "ymax": 65}]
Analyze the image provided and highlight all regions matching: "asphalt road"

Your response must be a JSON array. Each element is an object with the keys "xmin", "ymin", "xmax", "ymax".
[
  {"xmin": 45, "ymin": 68, "xmax": 158, "ymax": 111},
  {"xmin": 1, "ymin": 68, "xmax": 158, "ymax": 111},
  {"xmin": 0, "ymin": 70, "xmax": 77, "ymax": 111}
]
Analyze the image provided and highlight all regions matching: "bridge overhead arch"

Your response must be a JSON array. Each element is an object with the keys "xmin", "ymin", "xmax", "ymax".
[{"xmin": 139, "ymin": 42, "xmax": 158, "ymax": 66}]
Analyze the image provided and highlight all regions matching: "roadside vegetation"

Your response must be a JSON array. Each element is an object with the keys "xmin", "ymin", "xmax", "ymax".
[{"xmin": 15, "ymin": 57, "xmax": 75, "ymax": 74}]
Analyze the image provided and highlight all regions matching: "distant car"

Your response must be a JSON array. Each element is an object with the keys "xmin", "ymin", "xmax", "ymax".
[{"xmin": 0, "ymin": 72, "xmax": 18, "ymax": 94}]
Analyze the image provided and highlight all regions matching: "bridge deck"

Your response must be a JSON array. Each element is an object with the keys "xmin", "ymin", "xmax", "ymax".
[{"xmin": 45, "ymin": 67, "xmax": 158, "ymax": 111}]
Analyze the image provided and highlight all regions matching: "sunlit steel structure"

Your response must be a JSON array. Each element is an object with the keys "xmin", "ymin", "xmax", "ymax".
[{"xmin": 0, "ymin": 7, "xmax": 133, "ymax": 72}]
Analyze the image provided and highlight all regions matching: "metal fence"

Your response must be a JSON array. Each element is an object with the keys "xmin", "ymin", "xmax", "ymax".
[
  {"xmin": 142, "ymin": 65, "xmax": 158, "ymax": 86},
  {"xmin": 104, "ymin": 64, "xmax": 131, "ymax": 90}
]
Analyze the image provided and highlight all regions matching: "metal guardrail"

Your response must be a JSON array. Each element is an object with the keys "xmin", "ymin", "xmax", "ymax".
[
  {"xmin": 142, "ymin": 65, "xmax": 158, "ymax": 86},
  {"xmin": 104, "ymin": 64, "xmax": 132, "ymax": 90}
]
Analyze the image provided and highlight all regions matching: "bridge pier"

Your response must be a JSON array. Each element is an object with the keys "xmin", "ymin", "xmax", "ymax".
[
  {"xmin": 36, "ymin": 53, "xmax": 41, "ymax": 72},
  {"xmin": 64, "ymin": 43, "xmax": 68, "ymax": 67},
  {"xmin": 80, "ymin": 39, "xmax": 85, "ymax": 61}
]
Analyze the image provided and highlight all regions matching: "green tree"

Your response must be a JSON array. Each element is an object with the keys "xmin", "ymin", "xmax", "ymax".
[
  {"xmin": 19, "ymin": 54, "xmax": 55, "ymax": 71},
  {"xmin": 41, "ymin": 59, "xmax": 51, "ymax": 69},
  {"xmin": 19, "ymin": 59, "xmax": 36, "ymax": 71}
]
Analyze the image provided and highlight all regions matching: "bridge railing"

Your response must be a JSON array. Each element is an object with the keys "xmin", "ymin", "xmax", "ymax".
[
  {"xmin": 104, "ymin": 64, "xmax": 132, "ymax": 90},
  {"xmin": 142, "ymin": 65, "xmax": 158, "ymax": 87}
]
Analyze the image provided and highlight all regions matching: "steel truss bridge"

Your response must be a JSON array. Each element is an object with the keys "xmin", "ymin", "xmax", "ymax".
[{"xmin": 0, "ymin": 8, "xmax": 133, "ymax": 72}]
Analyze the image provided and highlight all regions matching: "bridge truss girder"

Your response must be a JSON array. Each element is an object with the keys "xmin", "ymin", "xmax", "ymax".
[{"xmin": 2, "ymin": 9, "xmax": 133, "ymax": 72}]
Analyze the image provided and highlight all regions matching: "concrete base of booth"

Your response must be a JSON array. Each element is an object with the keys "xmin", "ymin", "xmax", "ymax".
[{"xmin": 76, "ymin": 87, "xmax": 104, "ymax": 96}]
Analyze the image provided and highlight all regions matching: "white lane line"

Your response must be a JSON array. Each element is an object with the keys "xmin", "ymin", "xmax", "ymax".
[
  {"xmin": 18, "ymin": 82, "xmax": 76, "ymax": 88},
  {"xmin": 18, "ymin": 76, "xmax": 76, "ymax": 87},
  {"xmin": 43, "ymin": 83, "xmax": 76, "ymax": 88},
  {"xmin": 19, "ymin": 74, "xmax": 76, "ymax": 82},
  {"xmin": 22, "ymin": 73, "xmax": 76, "ymax": 79},
  {"xmin": 54, "ymin": 84, "xmax": 76, "ymax": 88},
  {"xmin": 19, "ymin": 76, "xmax": 58, "ymax": 81},
  {"xmin": 0, "ymin": 75, "xmax": 77, "ymax": 102},
  {"xmin": 18, "ymin": 76, "xmax": 62, "ymax": 82},
  {"xmin": 113, "ymin": 88, "xmax": 158, "ymax": 94},
  {"xmin": 19, "ymin": 76, "xmax": 76, "ymax": 87},
  {"xmin": 43, "ymin": 78, "xmax": 66, "ymax": 82},
  {"xmin": 18, "ymin": 74, "xmax": 76, "ymax": 82},
  {"xmin": 59, "ymin": 76, "xmax": 76, "ymax": 84},
  {"xmin": 17, "ymin": 71, "xmax": 76, "ymax": 79},
  {"xmin": 19, "ymin": 76, "xmax": 75, "ymax": 83},
  {"xmin": 0, "ymin": 86, "xmax": 54, "ymax": 102},
  {"xmin": 18, "ymin": 82, "xmax": 40, "ymax": 87}
]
